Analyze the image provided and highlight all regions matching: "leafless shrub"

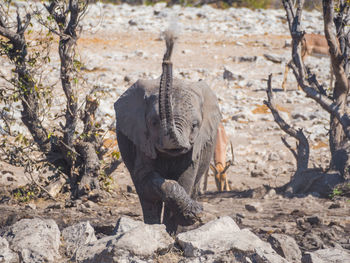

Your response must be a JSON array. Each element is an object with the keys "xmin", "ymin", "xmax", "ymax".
[
  {"xmin": 265, "ymin": 0, "xmax": 350, "ymax": 197},
  {"xmin": 0, "ymin": 0, "xmax": 118, "ymax": 200}
]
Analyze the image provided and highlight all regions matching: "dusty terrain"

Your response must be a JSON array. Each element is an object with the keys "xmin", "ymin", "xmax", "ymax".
[{"xmin": 0, "ymin": 2, "xmax": 349, "ymax": 262}]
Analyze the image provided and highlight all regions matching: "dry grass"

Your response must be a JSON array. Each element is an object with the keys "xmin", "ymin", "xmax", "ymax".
[
  {"xmin": 311, "ymin": 140, "xmax": 328, "ymax": 149},
  {"xmin": 251, "ymin": 104, "xmax": 290, "ymax": 115}
]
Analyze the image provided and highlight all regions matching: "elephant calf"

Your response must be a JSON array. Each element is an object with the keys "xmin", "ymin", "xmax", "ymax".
[{"xmin": 114, "ymin": 30, "xmax": 221, "ymax": 233}]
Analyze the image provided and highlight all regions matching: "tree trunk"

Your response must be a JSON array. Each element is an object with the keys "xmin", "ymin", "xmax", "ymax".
[{"xmin": 323, "ymin": 0, "xmax": 350, "ymax": 175}]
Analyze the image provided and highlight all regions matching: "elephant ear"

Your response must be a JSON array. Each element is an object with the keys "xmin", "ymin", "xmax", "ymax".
[
  {"xmin": 192, "ymin": 81, "xmax": 221, "ymax": 160},
  {"xmin": 114, "ymin": 80, "xmax": 158, "ymax": 159}
]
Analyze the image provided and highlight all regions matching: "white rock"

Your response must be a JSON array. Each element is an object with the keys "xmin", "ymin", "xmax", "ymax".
[
  {"xmin": 75, "ymin": 222, "xmax": 173, "ymax": 262},
  {"xmin": 245, "ymin": 202, "xmax": 263, "ymax": 212},
  {"xmin": 62, "ymin": 221, "xmax": 97, "ymax": 257},
  {"xmin": 113, "ymin": 224, "xmax": 173, "ymax": 256},
  {"xmin": 268, "ymin": 234, "xmax": 302, "ymax": 262},
  {"xmin": 177, "ymin": 219, "xmax": 288, "ymax": 263},
  {"xmin": 3, "ymin": 218, "xmax": 61, "ymax": 263},
  {"xmin": 112, "ymin": 216, "xmax": 144, "ymax": 236},
  {"xmin": 0, "ymin": 237, "xmax": 19, "ymax": 263},
  {"xmin": 176, "ymin": 216, "xmax": 241, "ymax": 257},
  {"xmin": 177, "ymin": 216, "xmax": 287, "ymax": 262},
  {"xmin": 302, "ymin": 248, "xmax": 350, "ymax": 263}
]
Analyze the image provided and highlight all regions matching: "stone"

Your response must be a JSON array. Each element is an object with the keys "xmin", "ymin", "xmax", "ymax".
[
  {"xmin": 176, "ymin": 216, "xmax": 240, "ymax": 257},
  {"xmin": 268, "ymin": 234, "xmax": 302, "ymax": 262},
  {"xmin": 25, "ymin": 203, "xmax": 36, "ymax": 210},
  {"xmin": 124, "ymin": 75, "xmax": 131, "ymax": 82},
  {"xmin": 45, "ymin": 177, "xmax": 66, "ymax": 198},
  {"xmin": 74, "ymin": 236, "xmax": 115, "ymax": 263},
  {"xmin": 75, "ymin": 223, "xmax": 173, "ymax": 262},
  {"xmin": 223, "ymin": 68, "xmax": 244, "ymax": 81},
  {"xmin": 238, "ymin": 56, "xmax": 257, "ymax": 62},
  {"xmin": 231, "ymin": 113, "xmax": 247, "ymax": 121},
  {"xmin": 3, "ymin": 218, "xmax": 61, "ymax": 263},
  {"xmin": 112, "ymin": 216, "xmax": 144, "ymax": 236},
  {"xmin": 306, "ymin": 216, "xmax": 321, "ymax": 225},
  {"xmin": 268, "ymin": 152, "xmax": 280, "ymax": 161},
  {"xmin": 252, "ymin": 244, "xmax": 290, "ymax": 263},
  {"xmin": 245, "ymin": 202, "xmax": 263, "ymax": 213},
  {"xmin": 93, "ymin": 221, "xmax": 117, "ymax": 237},
  {"xmin": 113, "ymin": 224, "xmax": 173, "ymax": 256},
  {"xmin": 291, "ymin": 112, "xmax": 308, "ymax": 121},
  {"xmin": 0, "ymin": 162, "xmax": 32, "ymax": 190},
  {"xmin": 302, "ymin": 248, "xmax": 350, "ymax": 263},
  {"xmin": 250, "ymin": 169, "xmax": 265, "ymax": 177},
  {"xmin": 264, "ymin": 54, "xmax": 283, "ymax": 63},
  {"xmin": 0, "ymin": 162, "xmax": 59, "ymax": 193},
  {"xmin": 128, "ymin": 19, "xmax": 137, "ymax": 26},
  {"xmin": 263, "ymin": 189, "xmax": 277, "ymax": 199},
  {"xmin": 0, "ymin": 237, "xmax": 19, "ymax": 263},
  {"xmin": 62, "ymin": 221, "xmax": 97, "ymax": 257},
  {"xmin": 176, "ymin": 217, "xmax": 287, "ymax": 262},
  {"xmin": 328, "ymin": 203, "xmax": 341, "ymax": 209}
]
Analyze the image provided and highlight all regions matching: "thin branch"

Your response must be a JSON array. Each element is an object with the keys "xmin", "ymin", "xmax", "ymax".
[
  {"xmin": 281, "ymin": 136, "xmax": 298, "ymax": 160},
  {"xmin": 283, "ymin": 0, "xmax": 350, "ymax": 140},
  {"xmin": 264, "ymin": 74, "xmax": 309, "ymax": 172},
  {"xmin": 289, "ymin": 58, "xmax": 350, "ymax": 139},
  {"xmin": 306, "ymin": 70, "xmax": 327, "ymax": 96},
  {"xmin": 17, "ymin": 12, "xmax": 31, "ymax": 35}
]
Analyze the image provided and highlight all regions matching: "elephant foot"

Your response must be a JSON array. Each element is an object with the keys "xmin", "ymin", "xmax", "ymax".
[
  {"xmin": 163, "ymin": 199, "xmax": 204, "ymax": 234},
  {"xmin": 150, "ymin": 177, "xmax": 204, "ymax": 226},
  {"xmin": 178, "ymin": 199, "xmax": 203, "ymax": 226}
]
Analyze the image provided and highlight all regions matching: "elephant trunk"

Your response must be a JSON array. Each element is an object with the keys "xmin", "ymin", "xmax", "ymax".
[{"xmin": 159, "ymin": 31, "xmax": 184, "ymax": 149}]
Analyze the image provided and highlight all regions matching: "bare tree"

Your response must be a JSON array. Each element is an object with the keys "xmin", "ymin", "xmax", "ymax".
[
  {"xmin": 264, "ymin": 0, "xmax": 350, "ymax": 197},
  {"xmin": 0, "ymin": 0, "xmax": 106, "ymax": 199}
]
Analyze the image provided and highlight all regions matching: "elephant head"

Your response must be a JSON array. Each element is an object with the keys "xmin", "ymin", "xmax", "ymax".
[
  {"xmin": 157, "ymin": 30, "xmax": 203, "ymax": 156},
  {"xmin": 115, "ymin": 30, "xmax": 220, "ymax": 160}
]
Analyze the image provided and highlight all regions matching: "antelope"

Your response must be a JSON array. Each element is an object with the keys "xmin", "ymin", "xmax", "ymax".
[
  {"xmin": 282, "ymin": 33, "xmax": 331, "ymax": 91},
  {"xmin": 203, "ymin": 123, "xmax": 234, "ymax": 192}
]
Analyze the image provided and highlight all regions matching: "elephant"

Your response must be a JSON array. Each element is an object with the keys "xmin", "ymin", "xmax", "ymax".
[{"xmin": 114, "ymin": 30, "xmax": 221, "ymax": 233}]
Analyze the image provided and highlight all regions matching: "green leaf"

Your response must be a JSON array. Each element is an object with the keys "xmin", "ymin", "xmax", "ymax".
[{"xmin": 111, "ymin": 151, "xmax": 120, "ymax": 160}]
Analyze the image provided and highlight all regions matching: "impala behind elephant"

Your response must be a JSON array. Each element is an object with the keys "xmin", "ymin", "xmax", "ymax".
[{"xmin": 114, "ymin": 31, "xmax": 221, "ymax": 233}]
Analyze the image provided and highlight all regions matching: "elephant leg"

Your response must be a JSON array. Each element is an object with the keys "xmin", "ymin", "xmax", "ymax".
[
  {"xmin": 162, "ymin": 205, "xmax": 177, "ymax": 233},
  {"xmin": 139, "ymin": 197, "xmax": 162, "ymax": 224},
  {"xmin": 137, "ymin": 174, "xmax": 203, "ymax": 227},
  {"xmin": 163, "ymin": 201, "xmax": 201, "ymax": 234}
]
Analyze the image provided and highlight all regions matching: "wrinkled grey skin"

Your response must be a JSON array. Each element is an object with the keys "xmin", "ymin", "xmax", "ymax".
[{"xmin": 114, "ymin": 32, "xmax": 221, "ymax": 233}]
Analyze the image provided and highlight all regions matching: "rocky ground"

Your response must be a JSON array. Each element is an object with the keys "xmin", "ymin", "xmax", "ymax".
[{"xmin": 0, "ymin": 2, "xmax": 350, "ymax": 263}]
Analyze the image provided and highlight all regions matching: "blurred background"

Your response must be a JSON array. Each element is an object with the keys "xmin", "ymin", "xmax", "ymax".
[{"xmin": 94, "ymin": 0, "xmax": 322, "ymax": 10}]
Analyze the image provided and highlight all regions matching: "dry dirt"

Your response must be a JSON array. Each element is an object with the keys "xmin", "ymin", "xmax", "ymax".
[{"xmin": 1, "ymin": 21, "xmax": 350, "ymax": 261}]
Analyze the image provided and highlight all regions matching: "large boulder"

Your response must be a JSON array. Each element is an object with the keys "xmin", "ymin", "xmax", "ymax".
[
  {"xmin": 268, "ymin": 233, "xmax": 302, "ymax": 262},
  {"xmin": 0, "ymin": 237, "xmax": 18, "ymax": 263},
  {"xmin": 75, "ymin": 218, "xmax": 174, "ymax": 263},
  {"xmin": 112, "ymin": 216, "xmax": 144, "ymax": 235},
  {"xmin": 176, "ymin": 216, "xmax": 240, "ymax": 256},
  {"xmin": 2, "ymin": 218, "xmax": 61, "ymax": 263},
  {"xmin": 176, "ymin": 216, "xmax": 288, "ymax": 263},
  {"xmin": 302, "ymin": 248, "xmax": 350, "ymax": 263},
  {"xmin": 111, "ymin": 223, "xmax": 173, "ymax": 256}
]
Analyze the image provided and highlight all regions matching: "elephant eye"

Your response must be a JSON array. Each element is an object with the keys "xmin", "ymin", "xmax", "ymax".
[
  {"xmin": 191, "ymin": 120, "xmax": 199, "ymax": 133},
  {"xmin": 149, "ymin": 117, "xmax": 159, "ymax": 128},
  {"xmin": 190, "ymin": 121, "xmax": 199, "ymax": 143},
  {"xmin": 192, "ymin": 120, "xmax": 199, "ymax": 130}
]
